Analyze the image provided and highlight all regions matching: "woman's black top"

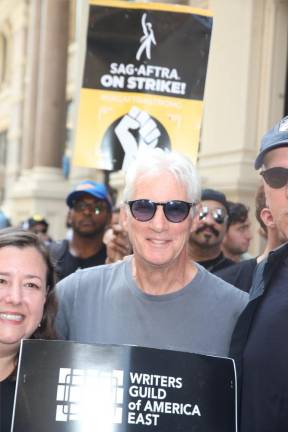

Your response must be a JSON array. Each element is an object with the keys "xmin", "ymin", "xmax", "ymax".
[{"xmin": 0, "ymin": 377, "xmax": 16, "ymax": 432}]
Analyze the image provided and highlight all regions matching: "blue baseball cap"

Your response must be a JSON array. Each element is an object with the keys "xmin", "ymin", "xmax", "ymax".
[
  {"xmin": 66, "ymin": 180, "xmax": 112, "ymax": 209},
  {"xmin": 255, "ymin": 116, "xmax": 288, "ymax": 169}
]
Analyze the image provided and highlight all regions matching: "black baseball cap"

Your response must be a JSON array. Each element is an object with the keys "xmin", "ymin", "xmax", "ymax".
[
  {"xmin": 255, "ymin": 115, "xmax": 288, "ymax": 169},
  {"xmin": 26, "ymin": 214, "xmax": 48, "ymax": 229},
  {"xmin": 201, "ymin": 188, "xmax": 229, "ymax": 213}
]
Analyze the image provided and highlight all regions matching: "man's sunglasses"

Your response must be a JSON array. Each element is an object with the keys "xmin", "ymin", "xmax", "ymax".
[
  {"xmin": 260, "ymin": 167, "xmax": 288, "ymax": 189},
  {"xmin": 127, "ymin": 199, "xmax": 196, "ymax": 223},
  {"xmin": 33, "ymin": 227, "xmax": 48, "ymax": 234},
  {"xmin": 198, "ymin": 206, "xmax": 227, "ymax": 225},
  {"xmin": 72, "ymin": 201, "xmax": 107, "ymax": 214}
]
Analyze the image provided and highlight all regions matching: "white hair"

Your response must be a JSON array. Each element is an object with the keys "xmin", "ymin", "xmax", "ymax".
[{"xmin": 123, "ymin": 148, "xmax": 201, "ymax": 203}]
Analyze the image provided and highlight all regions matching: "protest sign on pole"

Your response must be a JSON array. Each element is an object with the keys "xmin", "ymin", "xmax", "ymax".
[
  {"xmin": 73, "ymin": 0, "xmax": 212, "ymax": 171},
  {"xmin": 12, "ymin": 340, "xmax": 237, "ymax": 431}
]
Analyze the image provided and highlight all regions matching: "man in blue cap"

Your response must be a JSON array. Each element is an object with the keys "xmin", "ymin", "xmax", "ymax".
[
  {"xmin": 50, "ymin": 180, "xmax": 112, "ymax": 280},
  {"xmin": 230, "ymin": 115, "xmax": 288, "ymax": 432}
]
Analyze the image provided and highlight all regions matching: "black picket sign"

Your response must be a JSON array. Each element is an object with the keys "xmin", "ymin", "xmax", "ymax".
[{"xmin": 12, "ymin": 340, "xmax": 237, "ymax": 432}]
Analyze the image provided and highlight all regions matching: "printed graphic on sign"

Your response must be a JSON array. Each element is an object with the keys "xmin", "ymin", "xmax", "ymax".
[
  {"xmin": 55, "ymin": 368, "xmax": 123, "ymax": 424},
  {"xmin": 55, "ymin": 367, "xmax": 201, "ymax": 427},
  {"xmin": 100, "ymin": 106, "xmax": 170, "ymax": 171},
  {"xmin": 136, "ymin": 14, "xmax": 156, "ymax": 61},
  {"xmin": 126, "ymin": 371, "xmax": 201, "ymax": 426},
  {"xmin": 73, "ymin": 0, "xmax": 213, "ymax": 170},
  {"xmin": 12, "ymin": 340, "xmax": 237, "ymax": 432}
]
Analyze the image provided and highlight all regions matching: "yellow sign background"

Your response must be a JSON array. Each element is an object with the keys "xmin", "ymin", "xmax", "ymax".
[{"xmin": 74, "ymin": 89, "xmax": 203, "ymax": 168}]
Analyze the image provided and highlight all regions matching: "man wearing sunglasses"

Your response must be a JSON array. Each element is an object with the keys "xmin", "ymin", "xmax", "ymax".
[
  {"xmin": 49, "ymin": 180, "xmax": 112, "ymax": 280},
  {"xmin": 230, "ymin": 115, "xmax": 288, "ymax": 432},
  {"xmin": 189, "ymin": 188, "xmax": 235, "ymax": 273},
  {"xmin": 56, "ymin": 149, "xmax": 248, "ymax": 358}
]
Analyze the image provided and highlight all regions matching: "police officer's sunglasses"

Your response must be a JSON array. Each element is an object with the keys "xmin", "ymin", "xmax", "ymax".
[{"xmin": 260, "ymin": 167, "xmax": 288, "ymax": 189}]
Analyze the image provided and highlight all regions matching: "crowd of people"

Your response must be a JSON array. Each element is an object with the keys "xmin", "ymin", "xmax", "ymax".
[{"xmin": 1, "ymin": 114, "xmax": 288, "ymax": 431}]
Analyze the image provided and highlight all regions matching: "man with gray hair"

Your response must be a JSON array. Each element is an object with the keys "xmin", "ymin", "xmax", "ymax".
[{"xmin": 56, "ymin": 148, "xmax": 248, "ymax": 357}]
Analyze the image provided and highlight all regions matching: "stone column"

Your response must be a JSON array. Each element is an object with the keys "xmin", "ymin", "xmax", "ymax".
[
  {"xmin": 197, "ymin": 0, "xmax": 288, "ymax": 255},
  {"xmin": 21, "ymin": 0, "xmax": 41, "ymax": 172},
  {"xmin": 34, "ymin": 0, "xmax": 70, "ymax": 167},
  {"xmin": 10, "ymin": 0, "xmax": 71, "ymax": 240},
  {"xmin": 4, "ymin": 2, "xmax": 28, "ymax": 190}
]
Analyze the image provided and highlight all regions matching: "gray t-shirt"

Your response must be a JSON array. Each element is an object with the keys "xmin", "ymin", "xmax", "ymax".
[{"xmin": 56, "ymin": 258, "xmax": 248, "ymax": 357}]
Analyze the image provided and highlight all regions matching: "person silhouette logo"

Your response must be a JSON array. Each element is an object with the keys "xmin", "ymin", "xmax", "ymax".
[{"xmin": 136, "ymin": 13, "xmax": 156, "ymax": 61}]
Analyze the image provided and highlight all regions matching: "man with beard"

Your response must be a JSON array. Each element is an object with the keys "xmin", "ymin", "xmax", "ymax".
[
  {"xmin": 50, "ymin": 180, "xmax": 112, "ymax": 280},
  {"xmin": 189, "ymin": 188, "xmax": 234, "ymax": 273}
]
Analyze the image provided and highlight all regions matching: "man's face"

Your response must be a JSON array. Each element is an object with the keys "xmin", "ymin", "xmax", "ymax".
[
  {"xmin": 121, "ymin": 173, "xmax": 193, "ymax": 269},
  {"xmin": 190, "ymin": 200, "xmax": 228, "ymax": 250},
  {"xmin": 70, "ymin": 193, "xmax": 111, "ymax": 237},
  {"xmin": 222, "ymin": 219, "xmax": 252, "ymax": 256},
  {"xmin": 30, "ymin": 223, "xmax": 49, "ymax": 242},
  {"xmin": 262, "ymin": 146, "xmax": 288, "ymax": 240}
]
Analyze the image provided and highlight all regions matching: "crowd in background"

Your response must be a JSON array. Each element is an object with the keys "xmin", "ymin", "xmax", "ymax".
[
  {"xmin": 1, "ymin": 115, "xmax": 288, "ymax": 432},
  {"xmin": 0, "ymin": 177, "xmax": 260, "ymax": 283}
]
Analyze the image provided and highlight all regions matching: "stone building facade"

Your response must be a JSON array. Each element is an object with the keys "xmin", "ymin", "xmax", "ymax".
[{"xmin": 0, "ymin": 0, "xmax": 287, "ymax": 253}]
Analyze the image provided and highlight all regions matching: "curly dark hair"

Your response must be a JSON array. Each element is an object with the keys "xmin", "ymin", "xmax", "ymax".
[{"xmin": 0, "ymin": 227, "xmax": 58, "ymax": 340}]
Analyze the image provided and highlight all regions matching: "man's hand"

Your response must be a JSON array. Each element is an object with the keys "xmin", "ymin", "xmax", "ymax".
[{"xmin": 103, "ymin": 224, "xmax": 132, "ymax": 263}]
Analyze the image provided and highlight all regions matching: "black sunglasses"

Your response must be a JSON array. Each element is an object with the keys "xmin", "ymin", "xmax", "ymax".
[
  {"xmin": 72, "ymin": 201, "xmax": 107, "ymax": 214},
  {"xmin": 33, "ymin": 227, "xmax": 48, "ymax": 234},
  {"xmin": 199, "ymin": 206, "xmax": 227, "ymax": 225},
  {"xmin": 260, "ymin": 167, "xmax": 288, "ymax": 189},
  {"xmin": 127, "ymin": 199, "xmax": 196, "ymax": 223}
]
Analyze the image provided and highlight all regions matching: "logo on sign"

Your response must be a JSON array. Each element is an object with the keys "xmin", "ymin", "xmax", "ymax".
[
  {"xmin": 136, "ymin": 13, "xmax": 156, "ymax": 61},
  {"xmin": 55, "ymin": 368, "xmax": 124, "ymax": 424}
]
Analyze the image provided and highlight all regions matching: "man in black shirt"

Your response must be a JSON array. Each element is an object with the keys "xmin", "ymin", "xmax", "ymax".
[
  {"xmin": 189, "ymin": 188, "xmax": 234, "ymax": 273},
  {"xmin": 50, "ymin": 180, "xmax": 112, "ymax": 280},
  {"xmin": 230, "ymin": 115, "xmax": 288, "ymax": 432}
]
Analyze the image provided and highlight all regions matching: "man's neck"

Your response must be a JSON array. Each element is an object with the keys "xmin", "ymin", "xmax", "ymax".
[
  {"xmin": 221, "ymin": 247, "xmax": 240, "ymax": 263},
  {"xmin": 69, "ymin": 233, "xmax": 104, "ymax": 259},
  {"xmin": 189, "ymin": 242, "xmax": 222, "ymax": 262},
  {"xmin": 132, "ymin": 255, "xmax": 197, "ymax": 295}
]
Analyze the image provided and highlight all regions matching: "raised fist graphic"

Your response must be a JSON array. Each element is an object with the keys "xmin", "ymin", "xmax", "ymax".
[{"xmin": 114, "ymin": 107, "xmax": 161, "ymax": 171}]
